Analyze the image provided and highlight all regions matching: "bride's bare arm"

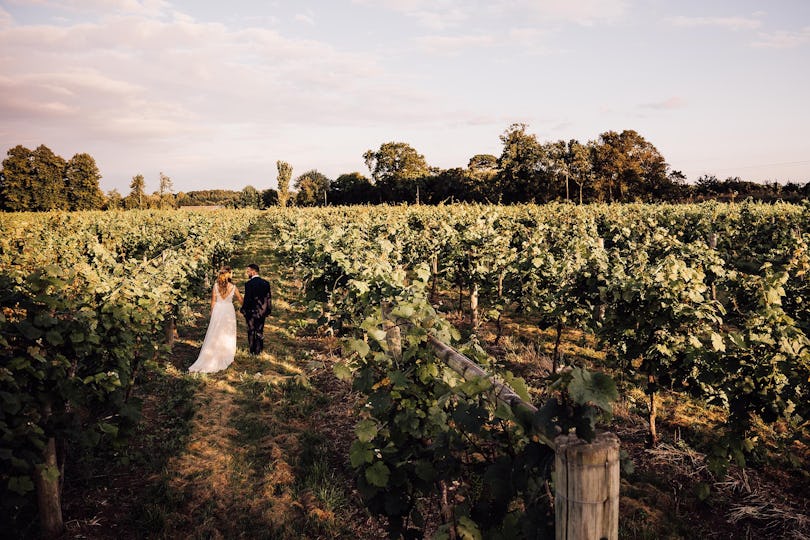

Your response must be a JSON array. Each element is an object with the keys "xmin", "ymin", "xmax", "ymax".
[
  {"xmin": 211, "ymin": 286, "xmax": 217, "ymax": 310},
  {"xmin": 234, "ymin": 286, "xmax": 243, "ymax": 304}
]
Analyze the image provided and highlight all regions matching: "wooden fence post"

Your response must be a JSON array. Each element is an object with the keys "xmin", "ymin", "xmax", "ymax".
[{"xmin": 554, "ymin": 432, "xmax": 620, "ymax": 540}]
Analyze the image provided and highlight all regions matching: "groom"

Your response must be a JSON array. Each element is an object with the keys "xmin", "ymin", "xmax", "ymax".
[{"xmin": 240, "ymin": 264, "xmax": 272, "ymax": 355}]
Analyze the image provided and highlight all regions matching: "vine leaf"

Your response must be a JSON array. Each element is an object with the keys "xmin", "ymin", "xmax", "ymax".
[
  {"xmin": 349, "ymin": 440, "xmax": 374, "ymax": 467},
  {"xmin": 346, "ymin": 338, "xmax": 370, "ymax": 358},
  {"xmin": 568, "ymin": 367, "xmax": 618, "ymax": 413},
  {"xmin": 333, "ymin": 362, "xmax": 353, "ymax": 381},
  {"xmin": 356, "ymin": 419, "xmax": 378, "ymax": 442},
  {"xmin": 365, "ymin": 461, "xmax": 390, "ymax": 487}
]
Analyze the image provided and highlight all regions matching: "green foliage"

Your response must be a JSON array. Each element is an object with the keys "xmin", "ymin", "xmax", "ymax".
[
  {"xmin": 277, "ymin": 160, "xmax": 293, "ymax": 208},
  {"xmin": 363, "ymin": 142, "xmax": 430, "ymax": 203},
  {"xmin": 0, "ymin": 209, "xmax": 260, "ymax": 533},
  {"xmin": 30, "ymin": 145, "xmax": 68, "ymax": 211},
  {"xmin": 65, "ymin": 153, "xmax": 105, "ymax": 210},
  {"xmin": 0, "ymin": 145, "xmax": 35, "ymax": 211},
  {"xmin": 294, "ymin": 170, "xmax": 331, "ymax": 207},
  {"xmin": 0, "ymin": 144, "xmax": 97, "ymax": 212},
  {"xmin": 268, "ymin": 207, "xmax": 627, "ymax": 538},
  {"xmin": 267, "ymin": 201, "xmax": 810, "ymax": 523},
  {"xmin": 128, "ymin": 174, "xmax": 147, "ymax": 209}
]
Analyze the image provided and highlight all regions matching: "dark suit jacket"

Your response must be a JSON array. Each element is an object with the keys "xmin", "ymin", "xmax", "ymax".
[{"xmin": 241, "ymin": 276, "xmax": 272, "ymax": 319}]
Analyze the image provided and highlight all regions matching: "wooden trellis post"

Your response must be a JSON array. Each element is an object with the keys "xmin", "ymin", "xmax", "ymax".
[{"xmin": 554, "ymin": 433, "xmax": 620, "ymax": 540}]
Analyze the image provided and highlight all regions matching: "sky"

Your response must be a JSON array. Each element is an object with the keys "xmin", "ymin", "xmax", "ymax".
[{"xmin": 1, "ymin": 0, "xmax": 809, "ymax": 194}]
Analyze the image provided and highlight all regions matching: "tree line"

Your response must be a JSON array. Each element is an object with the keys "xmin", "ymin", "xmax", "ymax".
[
  {"xmin": 0, "ymin": 145, "xmax": 105, "ymax": 211},
  {"xmin": 2, "ymin": 125, "xmax": 808, "ymax": 212}
]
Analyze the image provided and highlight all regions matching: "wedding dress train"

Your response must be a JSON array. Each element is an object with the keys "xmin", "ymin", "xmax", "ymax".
[{"xmin": 189, "ymin": 284, "xmax": 237, "ymax": 373}]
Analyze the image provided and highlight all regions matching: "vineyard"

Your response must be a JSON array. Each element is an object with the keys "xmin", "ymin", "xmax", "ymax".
[{"xmin": 2, "ymin": 202, "xmax": 809, "ymax": 539}]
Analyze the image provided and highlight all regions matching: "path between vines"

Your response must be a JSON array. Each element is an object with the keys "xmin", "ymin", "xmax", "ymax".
[{"xmin": 157, "ymin": 220, "xmax": 386, "ymax": 538}]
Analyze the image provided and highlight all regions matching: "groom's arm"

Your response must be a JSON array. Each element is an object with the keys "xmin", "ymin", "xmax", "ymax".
[
  {"xmin": 258, "ymin": 280, "xmax": 272, "ymax": 317},
  {"xmin": 241, "ymin": 280, "xmax": 254, "ymax": 314}
]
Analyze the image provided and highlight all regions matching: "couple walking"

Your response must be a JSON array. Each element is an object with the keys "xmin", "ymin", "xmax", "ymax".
[{"xmin": 188, "ymin": 264, "xmax": 272, "ymax": 373}]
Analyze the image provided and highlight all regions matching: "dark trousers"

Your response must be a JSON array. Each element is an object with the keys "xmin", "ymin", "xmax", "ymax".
[{"xmin": 246, "ymin": 316, "xmax": 266, "ymax": 355}]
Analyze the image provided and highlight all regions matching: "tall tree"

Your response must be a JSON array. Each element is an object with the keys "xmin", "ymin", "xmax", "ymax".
[
  {"xmin": 363, "ymin": 142, "xmax": 429, "ymax": 202},
  {"xmin": 277, "ymin": 161, "xmax": 293, "ymax": 208},
  {"xmin": 569, "ymin": 140, "xmax": 595, "ymax": 205},
  {"xmin": 158, "ymin": 171, "xmax": 174, "ymax": 208},
  {"xmin": 30, "ymin": 145, "xmax": 67, "ymax": 211},
  {"xmin": 546, "ymin": 139, "xmax": 594, "ymax": 204},
  {"xmin": 65, "ymin": 153, "xmax": 104, "ymax": 210},
  {"xmin": 592, "ymin": 130, "xmax": 669, "ymax": 201},
  {"xmin": 294, "ymin": 170, "xmax": 330, "ymax": 206},
  {"xmin": 546, "ymin": 140, "xmax": 571, "ymax": 201},
  {"xmin": 0, "ymin": 145, "xmax": 34, "ymax": 211},
  {"xmin": 497, "ymin": 123, "xmax": 551, "ymax": 203},
  {"xmin": 465, "ymin": 154, "xmax": 499, "ymax": 202},
  {"xmin": 128, "ymin": 174, "xmax": 146, "ymax": 209}
]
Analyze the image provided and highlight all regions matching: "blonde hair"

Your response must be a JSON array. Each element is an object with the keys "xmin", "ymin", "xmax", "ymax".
[{"xmin": 216, "ymin": 266, "xmax": 232, "ymax": 297}]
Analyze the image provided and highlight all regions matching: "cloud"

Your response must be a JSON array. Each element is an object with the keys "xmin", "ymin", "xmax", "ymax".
[
  {"xmin": 525, "ymin": 0, "xmax": 628, "ymax": 26},
  {"xmin": 414, "ymin": 34, "xmax": 495, "ymax": 54},
  {"xmin": 0, "ymin": 6, "xmax": 12, "ymax": 28},
  {"xmin": 640, "ymin": 96, "xmax": 686, "ymax": 110},
  {"xmin": 294, "ymin": 10, "xmax": 315, "ymax": 26},
  {"xmin": 413, "ymin": 25, "xmax": 557, "ymax": 57},
  {"xmin": 352, "ymin": 0, "xmax": 468, "ymax": 29},
  {"xmin": 667, "ymin": 15, "xmax": 762, "ymax": 31},
  {"xmin": 0, "ymin": 2, "xmax": 486, "ymax": 186},
  {"xmin": 19, "ymin": 0, "xmax": 173, "ymax": 18},
  {"xmin": 752, "ymin": 26, "xmax": 810, "ymax": 49},
  {"xmin": 667, "ymin": 12, "xmax": 809, "ymax": 49},
  {"xmin": 353, "ymin": 0, "xmax": 627, "ymax": 29}
]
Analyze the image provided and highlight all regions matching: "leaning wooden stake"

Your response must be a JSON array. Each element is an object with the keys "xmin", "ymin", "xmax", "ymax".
[{"xmin": 554, "ymin": 432, "xmax": 620, "ymax": 540}]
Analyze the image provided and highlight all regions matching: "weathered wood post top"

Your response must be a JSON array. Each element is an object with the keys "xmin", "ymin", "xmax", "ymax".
[{"xmin": 554, "ymin": 432, "xmax": 620, "ymax": 540}]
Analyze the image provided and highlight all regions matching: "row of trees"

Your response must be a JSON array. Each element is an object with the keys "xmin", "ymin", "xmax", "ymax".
[
  {"xmin": 0, "ymin": 145, "xmax": 182, "ymax": 212},
  {"xmin": 3, "ymin": 126, "xmax": 808, "ymax": 212},
  {"xmin": 274, "ymin": 124, "xmax": 808, "ymax": 206},
  {"xmin": 0, "ymin": 145, "xmax": 105, "ymax": 211}
]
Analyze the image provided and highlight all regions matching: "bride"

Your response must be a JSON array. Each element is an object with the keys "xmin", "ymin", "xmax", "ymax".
[{"xmin": 189, "ymin": 266, "xmax": 243, "ymax": 373}]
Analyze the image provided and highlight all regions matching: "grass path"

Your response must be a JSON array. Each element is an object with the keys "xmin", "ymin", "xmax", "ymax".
[{"xmin": 147, "ymin": 218, "xmax": 385, "ymax": 539}]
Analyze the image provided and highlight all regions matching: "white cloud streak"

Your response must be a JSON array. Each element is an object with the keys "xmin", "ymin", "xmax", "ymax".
[
  {"xmin": 668, "ymin": 15, "xmax": 762, "ymax": 31},
  {"xmin": 353, "ymin": 0, "xmax": 628, "ymax": 28},
  {"xmin": 752, "ymin": 26, "xmax": 810, "ymax": 49},
  {"xmin": 0, "ymin": 8, "xmax": 452, "ymax": 144}
]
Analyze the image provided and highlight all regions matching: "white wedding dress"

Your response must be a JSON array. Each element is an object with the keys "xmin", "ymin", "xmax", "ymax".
[{"xmin": 189, "ymin": 284, "xmax": 237, "ymax": 373}]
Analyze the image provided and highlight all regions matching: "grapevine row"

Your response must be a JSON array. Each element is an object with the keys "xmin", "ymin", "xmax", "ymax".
[
  {"xmin": 0, "ymin": 209, "xmax": 261, "ymax": 535},
  {"xmin": 266, "ymin": 202, "xmax": 809, "ymax": 537}
]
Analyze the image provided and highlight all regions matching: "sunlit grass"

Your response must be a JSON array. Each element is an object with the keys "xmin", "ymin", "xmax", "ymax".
[{"xmin": 132, "ymin": 215, "xmax": 365, "ymax": 539}]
